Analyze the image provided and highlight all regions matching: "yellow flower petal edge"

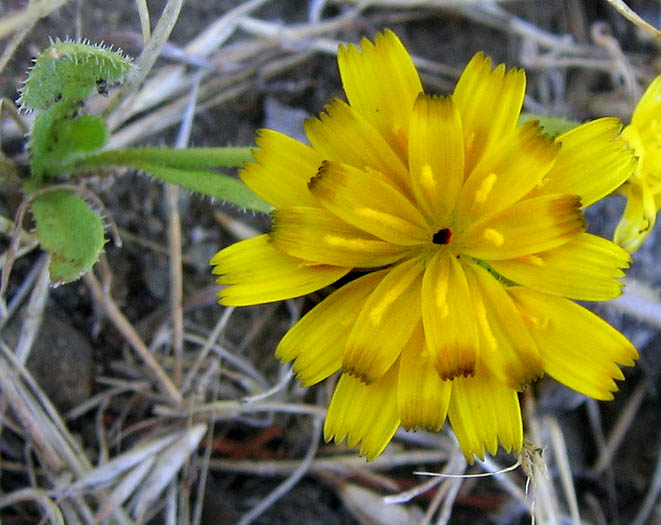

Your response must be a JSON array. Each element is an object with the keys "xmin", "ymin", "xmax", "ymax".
[
  {"xmin": 510, "ymin": 288, "xmax": 638, "ymax": 400},
  {"xmin": 338, "ymin": 29, "xmax": 423, "ymax": 159},
  {"xmin": 453, "ymin": 51, "xmax": 526, "ymax": 174},
  {"xmin": 448, "ymin": 364, "xmax": 523, "ymax": 462},
  {"xmin": 614, "ymin": 75, "xmax": 661, "ymax": 252},
  {"xmin": 488, "ymin": 233, "xmax": 630, "ymax": 301},
  {"xmin": 304, "ymin": 98, "xmax": 410, "ymax": 192},
  {"xmin": 455, "ymin": 121, "xmax": 560, "ymax": 222},
  {"xmin": 270, "ymin": 206, "xmax": 411, "ymax": 267},
  {"xmin": 543, "ymin": 117, "xmax": 636, "ymax": 208},
  {"xmin": 324, "ymin": 363, "xmax": 401, "ymax": 461},
  {"xmin": 309, "ymin": 160, "xmax": 428, "ymax": 246},
  {"xmin": 614, "ymin": 175, "xmax": 657, "ymax": 252},
  {"xmin": 465, "ymin": 262, "xmax": 543, "ymax": 390},
  {"xmin": 463, "ymin": 193, "xmax": 586, "ymax": 261},
  {"xmin": 241, "ymin": 130, "xmax": 321, "ymax": 209},
  {"xmin": 398, "ymin": 325, "xmax": 452, "ymax": 432},
  {"xmin": 343, "ymin": 257, "xmax": 424, "ymax": 382},
  {"xmin": 210, "ymin": 29, "xmax": 638, "ymax": 462},
  {"xmin": 211, "ymin": 234, "xmax": 349, "ymax": 306},
  {"xmin": 276, "ymin": 270, "xmax": 388, "ymax": 387}
]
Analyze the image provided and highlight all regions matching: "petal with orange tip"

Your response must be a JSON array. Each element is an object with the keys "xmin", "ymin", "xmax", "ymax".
[
  {"xmin": 324, "ymin": 364, "xmax": 401, "ymax": 461},
  {"xmin": 398, "ymin": 324, "xmax": 452, "ymax": 432},
  {"xmin": 241, "ymin": 129, "xmax": 321, "ymax": 208},
  {"xmin": 448, "ymin": 364, "xmax": 523, "ymax": 463},
  {"xmin": 343, "ymin": 257, "xmax": 424, "ymax": 382},
  {"xmin": 422, "ymin": 252, "xmax": 479, "ymax": 380},
  {"xmin": 275, "ymin": 270, "xmax": 387, "ymax": 387},
  {"xmin": 543, "ymin": 118, "xmax": 636, "ymax": 208},
  {"xmin": 453, "ymin": 52, "xmax": 526, "ymax": 174},
  {"xmin": 338, "ymin": 29, "xmax": 423, "ymax": 159}
]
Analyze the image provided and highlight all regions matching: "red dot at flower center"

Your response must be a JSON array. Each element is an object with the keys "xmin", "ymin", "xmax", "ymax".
[{"xmin": 432, "ymin": 228, "xmax": 452, "ymax": 245}]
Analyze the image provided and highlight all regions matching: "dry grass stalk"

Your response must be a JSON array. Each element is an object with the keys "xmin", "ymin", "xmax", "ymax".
[
  {"xmin": 593, "ymin": 380, "xmax": 648, "ymax": 475},
  {"xmin": 603, "ymin": 0, "xmax": 661, "ymax": 39},
  {"xmin": 0, "ymin": 0, "xmax": 71, "ymax": 40},
  {"xmin": 83, "ymin": 271, "xmax": 184, "ymax": 406},
  {"xmin": 546, "ymin": 417, "xmax": 581, "ymax": 525}
]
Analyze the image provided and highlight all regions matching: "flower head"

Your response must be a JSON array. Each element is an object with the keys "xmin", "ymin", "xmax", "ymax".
[
  {"xmin": 211, "ymin": 30, "xmax": 638, "ymax": 461},
  {"xmin": 614, "ymin": 75, "xmax": 661, "ymax": 252}
]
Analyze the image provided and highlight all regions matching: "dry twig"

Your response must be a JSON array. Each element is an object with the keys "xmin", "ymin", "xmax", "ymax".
[{"xmin": 83, "ymin": 271, "xmax": 183, "ymax": 406}]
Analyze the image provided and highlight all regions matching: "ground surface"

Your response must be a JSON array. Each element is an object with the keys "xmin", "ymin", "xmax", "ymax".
[{"xmin": 0, "ymin": 1, "xmax": 660, "ymax": 524}]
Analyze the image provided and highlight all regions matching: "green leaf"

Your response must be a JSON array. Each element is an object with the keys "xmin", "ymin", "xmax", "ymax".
[
  {"xmin": 69, "ymin": 147, "xmax": 271, "ymax": 213},
  {"xmin": 519, "ymin": 113, "xmax": 580, "ymax": 137},
  {"xmin": 30, "ymin": 190, "xmax": 105, "ymax": 284},
  {"xmin": 74, "ymin": 147, "xmax": 253, "ymax": 171},
  {"xmin": 136, "ymin": 162, "xmax": 272, "ymax": 213},
  {"xmin": 20, "ymin": 39, "xmax": 133, "ymax": 111},
  {"xmin": 28, "ymin": 105, "xmax": 58, "ymax": 179},
  {"xmin": 56, "ymin": 114, "xmax": 109, "ymax": 153},
  {"xmin": 30, "ymin": 104, "xmax": 108, "ymax": 178}
]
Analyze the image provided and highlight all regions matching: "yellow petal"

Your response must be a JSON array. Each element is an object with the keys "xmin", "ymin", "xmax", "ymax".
[
  {"xmin": 448, "ymin": 363, "xmax": 523, "ymax": 463},
  {"xmin": 240, "ymin": 129, "xmax": 321, "ymax": 208},
  {"xmin": 276, "ymin": 270, "xmax": 387, "ymax": 387},
  {"xmin": 211, "ymin": 234, "xmax": 349, "ymax": 306},
  {"xmin": 324, "ymin": 364, "xmax": 401, "ymax": 461},
  {"xmin": 614, "ymin": 178, "xmax": 657, "ymax": 253},
  {"xmin": 270, "ymin": 207, "xmax": 410, "ymax": 267},
  {"xmin": 453, "ymin": 52, "xmax": 526, "ymax": 174},
  {"xmin": 543, "ymin": 118, "xmax": 636, "ymax": 208},
  {"xmin": 408, "ymin": 94, "xmax": 465, "ymax": 225},
  {"xmin": 463, "ymin": 194, "xmax": 585, "ymax": 261},
  {"xmin": 628, "ymin": 80, "xmax": 661, "ymax": 191},
  {"xmin": 631, "ymin": 75, "xmax": 661, "ymax": 131},
  {"xmin": 398, "ymin": 324, "xmax": 452, "ymax": 431},
  {"xmin": 304, "ymin": 98, "xmax": 410, "ymax": 191},
  {"xmin": 337, "ymin": 29, "xmax": 422, "ymax": 160},
  {"xmin": 509, "ymin": 287, "xmax": 638, "ymax": 400},
  {"xmin": 464, "ymin": 262, "xmax": 543, "ymax": 390},
  {"xmin": 455, "ymin": 121, "xmax": 560, "ymax": 221},
  {"xmin": 309, "ymin": 161, "xmax": 428, "ymax": 245},
  {"xmin": 421, "ymin": 252, "xmax": 479, "ymax": 379},
  {"xmin": 488, "ymin": 233, "xmax": 630, "ymax": 301},
  {"xmin": 343, "ymin": 258, "xmax": 424, "ymax": 382}
]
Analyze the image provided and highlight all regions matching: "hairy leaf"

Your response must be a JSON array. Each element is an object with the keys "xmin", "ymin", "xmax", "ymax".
[
  {"xmin": 136, "ymin": 163, "xmax": 272, "ymax": 213},
  {"xmin": 30, "ymin": 106, "xmax": 109, "ymax": 178},
  {"xmin": 74, "ymin": 147, "xmax": 253, "ymax": 171},
  {"xmin": 19, "ymin": 39, "xmax": 133, "ymax": 111},
  {"xmin": 30, "ymin": 190, "xmax": 105, "ymax": 284}
]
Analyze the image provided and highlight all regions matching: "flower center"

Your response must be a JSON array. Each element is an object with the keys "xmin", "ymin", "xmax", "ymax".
[{"xmin": 432, "ymin": 228, "xmax": 452, "ymax": 245}]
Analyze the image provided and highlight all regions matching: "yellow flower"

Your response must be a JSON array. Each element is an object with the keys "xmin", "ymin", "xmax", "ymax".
[
  {"xmin": 614, "ymin": 75, "xmax": 661, "ymax": 252},
  {"xmin": 211, "ymin": 30, "xmax": 639, "ymax": 461}
]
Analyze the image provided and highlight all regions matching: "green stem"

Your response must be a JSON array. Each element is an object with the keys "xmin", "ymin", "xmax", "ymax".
[
  {"xmin": 63, "ymin": 146, "xmax": 271, "ymax": 212},
  {"xmin": 72, "ymin": 146, "xmax": 253, "ymax": 171}
]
